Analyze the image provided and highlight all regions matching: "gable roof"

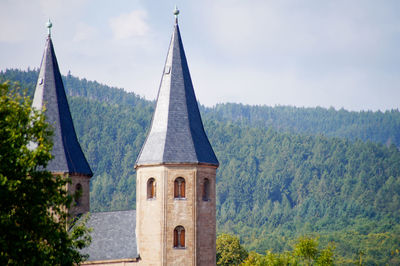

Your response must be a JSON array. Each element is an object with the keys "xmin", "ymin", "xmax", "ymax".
[
  {"xmin": 135, "ymin": 22, "xmax": 219, "ymax": 167},
  {"xmin": 81, "ymin": 210, "xmax": 138, "ymax": 261},
  {"xmin": 32, "ymin": 36, "xmax": 92, "ymax": 176}
]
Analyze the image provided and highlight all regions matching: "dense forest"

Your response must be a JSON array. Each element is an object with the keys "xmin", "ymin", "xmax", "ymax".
[
  {"xmin": 2, "ymin": 69, "xmax": 400, "ymax": 264},
  {"xmin": 203, "ymin": 103, "xmax": 400, "ymax": 148}
]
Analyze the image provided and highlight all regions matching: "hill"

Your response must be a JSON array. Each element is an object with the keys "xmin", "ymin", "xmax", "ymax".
[
  {"xmin": 2, "ymin": 68, "xmax": 400, "ymax": 264},
  {"xmin": 203, "ymin": 103, "xmax": 400, "ymax": 147},
  {"xmin": 3, "ymin": 69, "xmax": 399, "ymax": 148}
]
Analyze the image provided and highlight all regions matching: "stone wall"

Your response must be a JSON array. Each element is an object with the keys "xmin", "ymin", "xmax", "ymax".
[
  {"xmin": 136, "ymin": 166, "xmax": 165, "ymax": 265},
  {"xmin": 136, "ymin": 164, "xmax": 217, "ymax": 266},
  {"xmin": 63, "ymin": 173, "xmax": 91, "ymax": 217},
  {"xmin": 196, "ymin": 167, "xmax": 217, "ymax": 266}
]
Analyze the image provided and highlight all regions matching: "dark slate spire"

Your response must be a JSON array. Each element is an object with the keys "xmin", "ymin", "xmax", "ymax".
[
  {"xmin": 136, "ymin": 13, "xmax": 219, "ymax": 167},
  {"xmin": 32, "ymin": 28, "xmax": 93, "ymax": 176}
]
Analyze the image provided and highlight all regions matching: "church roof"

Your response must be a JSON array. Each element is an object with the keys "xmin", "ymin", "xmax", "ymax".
[
  {"xmin": 32, "ymin": 34, "xmax": 93, "ymax": 176},
  {"xmin": 135, "ymin": 20, "xmax": 219, "ymax": 167},
  {"xmin": 81, "ymin": 210, "xmax": 138, "ymax": 261}
]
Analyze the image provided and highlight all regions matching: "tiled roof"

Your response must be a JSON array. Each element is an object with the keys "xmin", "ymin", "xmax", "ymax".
[
  {"xmin": 136, "ymin": 23, "xmax": 219, "ymax": 167},
  {"xmin": 81, "ymin": 210, "xmax": 138, "ymax": 261},
  {"xmin": 32, "ymin": 36, "xmax": 92, "ymax": 176}
]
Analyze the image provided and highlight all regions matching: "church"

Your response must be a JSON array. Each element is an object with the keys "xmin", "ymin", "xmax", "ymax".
[{"xmin": 32, "ymin": 9, "xmax": 219, "ymax": 266}]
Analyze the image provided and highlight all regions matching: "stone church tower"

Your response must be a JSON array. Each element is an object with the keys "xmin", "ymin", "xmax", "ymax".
[
  {"xmin": 32, "ymin": 21, "xmax": 93, "ymax": 217},
  {"xmin": 135, "ymin": 10, "xmax": 219, "ymax": 266}
]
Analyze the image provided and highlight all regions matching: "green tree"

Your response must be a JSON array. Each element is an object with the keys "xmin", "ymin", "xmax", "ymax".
[
  {"xmin": 216, "ymin": 233, "xmax": 248, "ymax": 265},
  {"xmin": 0, "ymin": 83, "xmax": 89, "ymax": 265},
  {"xmin": 294, "ymin": 236, "xmax": 319, "ymax": 265},
  {"xmin": 316, "ymin": 244, "xmax": 335, "ymax": 266},
  {"xmin": 241, "ymin": 250, "xmax": 297, "ymax": 266},
  {"xmin": 294, "ymin": 236, "xmax": 334, "ymax": 266},
  {"xmin": 241, "ymin": 236, "xmax": 334, "ymax": 266}
]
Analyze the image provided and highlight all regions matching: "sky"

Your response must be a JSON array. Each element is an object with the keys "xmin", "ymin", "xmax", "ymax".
[{"xmin": 1, "ymin": 0, "xmax": 400, "ymax": 111}]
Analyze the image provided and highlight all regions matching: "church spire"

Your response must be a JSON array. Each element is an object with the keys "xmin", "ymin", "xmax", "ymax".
[
  {"xmin": 32, "ymin": 22, "xmax": 93, "ymax": 177},
  {"xmin": 136, "ymin": 10, "xmax": 219, "ymax": 167}
]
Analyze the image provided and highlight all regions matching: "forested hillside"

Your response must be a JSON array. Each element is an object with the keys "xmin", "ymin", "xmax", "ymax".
[
  {"xmin": 3, "ymin": 69, "xmax": 400, "ymax": 148},
  {"xmin": 203, "ymin": 103, "xmax": 400, "ymax": 147},
  {"xmin": 2, "ymin": 69, "xmax": 400, "ymax": 264}
]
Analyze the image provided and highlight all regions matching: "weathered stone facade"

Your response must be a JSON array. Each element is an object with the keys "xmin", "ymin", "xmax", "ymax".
[
  {"xmin": 136, "ymin": 165, "xmax": 217, "ymax": 266},
  {"xmin": 66, "ymin": 174, "xmax": 91, "ymax": 217},
  {"xmin": 195, "ymin": 167, "xmax": 217, "ymax": 266}
]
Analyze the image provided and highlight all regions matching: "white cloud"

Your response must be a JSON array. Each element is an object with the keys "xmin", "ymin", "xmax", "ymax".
[{"xmin": 109, "ymin": 10, "xmax": 150, "ymax": 40}]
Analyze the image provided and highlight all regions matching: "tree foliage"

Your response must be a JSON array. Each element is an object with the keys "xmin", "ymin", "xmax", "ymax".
[
  {"xmin": 0, "ymin": 82, "xmax": 89, "ymax": 265},
  {"xmin": 2, "ymin": 69, "xmax": 400, "ymax": 264},
  {"xmin": 217, "ymin": 233, "xmax": 248, "ymax": 265},
  {"xmin": 202, "ymin": 102, "xmax": 400, "ymax": 147},
  {"xmin": 241, "ymin": 235, "xmax": 334, "ymax": 266}
]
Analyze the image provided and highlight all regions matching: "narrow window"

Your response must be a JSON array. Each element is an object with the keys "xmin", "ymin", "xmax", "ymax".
[
  {"xmin": 174, "ymin": 177, "xmax": 185, "ymax": 199},
  {"xmin": 173, "ymin": 226, "xmax": 185, "ymax": 248},
  {"xmin": 202, "ymin": 178, "xmax": 210, "ymax": 201},
  {"xmin": 74, "ymin": 183, "xmax": 82, "ymax": 206},
  {"xmin": 147, "ymin": 178, "xmax": 156, "ymax": 199}
]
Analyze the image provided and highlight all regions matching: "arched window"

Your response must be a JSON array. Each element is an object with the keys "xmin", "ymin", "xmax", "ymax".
[
  {"xmin": 147, "ymin": 178, "xmax": 156, "ymax": 199},
  {"xmin": 173, "ymin": 226, "xmax": 185, "ymax": 248},
  {"xmin": 174, "ymin": 177, "xmax": 185, "ymax": 199},
  {"xmin": 74, "ymin": 183, "xmax": 82, "ymax": 206},
  {"xmin": 202, "ymin": 178, "xmax": 210, "ymax": 201}
]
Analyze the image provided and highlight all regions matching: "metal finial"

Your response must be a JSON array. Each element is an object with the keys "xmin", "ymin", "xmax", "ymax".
[
  {"xmin": 173, "ymin": 6, "xmax": 179, "ymax": 24},
  {"xmin": 46, "ymin": 19, "xmax": 53, "ymax": 36}
]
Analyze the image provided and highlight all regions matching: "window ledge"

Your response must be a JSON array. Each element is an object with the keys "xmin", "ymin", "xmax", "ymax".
[
  {"xmin": 147, "ymin": 198, "xmax": 156, "ymax": 201},
  {"xmin": 173, "ymin": 247, "xmax": 186, "ymax": 250},
  {"xmin": 174, "ymin": 198, "xmax": 187, "ymax": 201}
]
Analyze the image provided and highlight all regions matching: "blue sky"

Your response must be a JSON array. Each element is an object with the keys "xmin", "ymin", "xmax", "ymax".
[{"xmin": 1, "ymin": 0, "xmax": 399, "ymax": 111}]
